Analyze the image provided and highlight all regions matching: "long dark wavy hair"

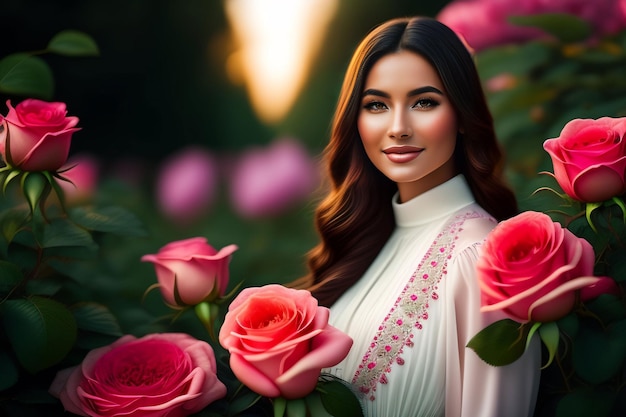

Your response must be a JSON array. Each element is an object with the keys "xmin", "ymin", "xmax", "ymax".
[{"xmin": 298, "ymin": 17, "xmax": 518, "ymax": 307}]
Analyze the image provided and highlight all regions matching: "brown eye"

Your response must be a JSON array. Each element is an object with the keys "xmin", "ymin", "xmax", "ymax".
[
  {"xmin": 363, "ymin": 101, "xmax": 387, "ymax": 111},
  {"xmin": 413, "ymin": 98, "xmax": 439, "ymax": 109}
]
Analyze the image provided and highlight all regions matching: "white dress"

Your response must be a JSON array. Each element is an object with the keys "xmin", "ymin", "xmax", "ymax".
[{"xmin": 326, "ymin": 175, "xmax": 540, "ymax": 417}]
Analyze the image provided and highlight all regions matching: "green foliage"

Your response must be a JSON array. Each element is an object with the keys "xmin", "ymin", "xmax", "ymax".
[
  {"xmin": 0, "ymin": 54, "xmax": 54, "ymax": 99},
  {"xmin": 46, "ymin": 30, "xmax": 100, "ymax": 57},
  {"xmin": 467, "ymin": 319, "xmax": 531, "ymax": 366},
  {"xmin": 509, "ymin": 13, "xmax": 592, "ymax": 43},
  {"xmin": 2, "ymin": 296, "xmax": 77, "ymax": 373},
  {"xmin": 0, "ymin": 30, "xmax": 97, "ymax": 99},
  {"xmin": 478, "ymin": 16, "xmax": 626, "ymax": 417}
]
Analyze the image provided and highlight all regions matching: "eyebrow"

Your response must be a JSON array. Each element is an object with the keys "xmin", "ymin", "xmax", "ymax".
[{"xmin": 362, "ymin": 86, "xmax": 444, "ymax": 98}]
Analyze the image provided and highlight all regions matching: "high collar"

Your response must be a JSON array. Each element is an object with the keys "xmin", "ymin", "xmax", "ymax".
[{"xmin": 392, "ymin": 175, "xmax": 475, "ymax": 227}]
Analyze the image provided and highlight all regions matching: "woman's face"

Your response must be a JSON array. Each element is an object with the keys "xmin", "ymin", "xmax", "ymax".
[{"xmin": 357, "ymin": 50, "xmax": 460, "ymax": 203}]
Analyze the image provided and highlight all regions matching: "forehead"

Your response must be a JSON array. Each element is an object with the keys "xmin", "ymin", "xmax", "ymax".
[{"xmin": 364, "ymin": 50, "xmax": 443, "ymax": 90}]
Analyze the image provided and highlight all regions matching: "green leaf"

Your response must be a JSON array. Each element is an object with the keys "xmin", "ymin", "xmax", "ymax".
[
  {"xmin": 318, "ymin": 379, "xmax": 364, "ymax": 417},
  {"xmin": 71, "ymin": 302, "xmax": 123, "ymax": 336},
  {"xmin": 46, "ymin": 30, "xmax": 99, "ymax": 57},
  {"xmin": 285, "ymin": 398, "xmax": 306, "ymax": 417},
  {"xmin": 538, "ymin": 321, "xmax": 560, "ymax": 368},
  {"xmin": 40, "ymin": 217, "xmax": 97, "ymax": 249},
  {"xmin": 509, "ymin": 13, "xmax": 592, "ymax": 43},
  {"xmin": 466, "ymin": 319, "xmax": 529, "ymax": 366},
  {"xmin": 0, "ymin": 349, "xmax": 19, "ymax": 390},
  {"xmin": 226, "ymin": 390, "xmax": 264, "ymax": 416},
  {"xmin": 0, "ymin": 53, "xmax": 54, "ymax": 99},
  {"xmin": 0, "ymin": 260, "xmax": 23, "ymax": 295},
  {"xmin": 572, "ymin": 319, "xmax": 626, "ymax": 384},
  {"xmin": 555, "ymin": 387, "xmax": 615, "ymax": 417},
  {"xmin": 69, "ymin": 206, "xmax": 147, "ymax": 237},
  {"xmin": 21, "ymin": 172, "xmax": 48, "ymax": 213},
  {"xmin": 273, "ymin": 397, "xmax": 287, "ymax": 417},
  {"xmin": 2, "ymin": 296, "xmax": 77, "ymax": 373},
  {"xmin": 304, "ymin": 391, "xmax": 334, "ymax": 417}
]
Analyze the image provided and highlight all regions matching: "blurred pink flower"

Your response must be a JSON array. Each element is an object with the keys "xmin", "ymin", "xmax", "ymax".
[
  {"xmin": 58, "ymin": 153, "xmax": 99, "ymax": 204},
  {"xmin": 156, "ymin": 147, "xmax": 218, "ymax": 224},
  {"xmin": 437, "ymin": 0, "xmax": 626, "ymax": 52},
  {"xmin": 229, "ymin": 138, "xmax": 319, "ymax": 218}
]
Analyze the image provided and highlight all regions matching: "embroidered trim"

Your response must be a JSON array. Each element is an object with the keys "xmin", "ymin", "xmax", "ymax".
[{"xmin": 352, "ymin": 211, "xmax": 483, "ymax": 401}]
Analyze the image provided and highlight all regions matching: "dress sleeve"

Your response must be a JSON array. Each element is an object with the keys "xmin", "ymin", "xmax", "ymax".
[{"xmin": 444, "ymin": 240, "xmax": 541, "ymax": 417}]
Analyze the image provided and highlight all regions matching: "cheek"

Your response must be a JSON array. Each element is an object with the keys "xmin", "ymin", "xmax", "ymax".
[
  {"xmin": 357, "ymin": 113, "xmax": 384, "ymax": 145},
  {"xmin": 416, "ymin": 112, "xmax": 459, "ymax": 150}
]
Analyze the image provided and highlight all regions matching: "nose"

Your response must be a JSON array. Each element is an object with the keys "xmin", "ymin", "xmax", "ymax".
[{"xmin": 387, "ymin": 110, "xmax": 412, "ymax": 139}]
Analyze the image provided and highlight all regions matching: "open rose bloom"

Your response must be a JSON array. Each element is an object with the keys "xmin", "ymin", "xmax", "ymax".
[
  {"xmin": 543, "ymin": 117, "xmax": 626, "ymax": 202},
  {"xmin": 49, "ymin": 333, "xmax": 227, "ymax": 417},
  {"xmin": 477, "ymin": 211, "xmax": 604, "ymax": 323},
  {"xmin": 0, "ymin": 99, "xmax": 80, "ymax": 171},
  {"xmin": 219, "ymin": 284, "xmax": 353, "ymax": 399}
]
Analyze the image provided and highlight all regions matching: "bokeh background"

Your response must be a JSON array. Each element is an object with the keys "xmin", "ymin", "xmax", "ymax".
[
  {"xmin": 1, "ymin": 1, "xmax": 626, "ymax": 416},
  {"xmin": 0, "ymin": 0, "xmax": 454, "ymax": 286}
]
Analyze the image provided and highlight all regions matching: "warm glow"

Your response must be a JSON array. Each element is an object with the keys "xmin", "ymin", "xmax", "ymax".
[{"xmin": 225, "ymin": 0, "xmax": 338, "ymax": 124}]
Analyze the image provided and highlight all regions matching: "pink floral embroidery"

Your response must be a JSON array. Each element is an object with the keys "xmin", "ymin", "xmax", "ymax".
[{"xmin": 352, "ymin": 211, "xmax": 484, "ymax": 401}]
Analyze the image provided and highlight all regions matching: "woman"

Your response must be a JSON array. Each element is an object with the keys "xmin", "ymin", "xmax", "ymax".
[{"xmin": 298, "ymin": 17, "xmax": 540, "ymax": 417}]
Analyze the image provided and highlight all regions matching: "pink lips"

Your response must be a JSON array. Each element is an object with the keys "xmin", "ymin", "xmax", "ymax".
[{"xmin": 383, "ymin": 146, "xmax": 423, "ymax": 163}]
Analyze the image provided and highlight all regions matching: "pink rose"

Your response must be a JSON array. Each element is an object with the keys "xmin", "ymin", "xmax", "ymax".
[
  {"xmin": 0, "ymin": 99, "xmax": 80, "ymax": 171},
  {"xmin": 58, "ymin": 153, "xmax": 100, "ymax": 204},
  {"xmin": 219, "ymin": 284, "xmax": 353, "ymax": 399},
  {"xmin": 437, "ymin": 0, "xmax": 626, "ymax": 52},
  {"xmin": 156, "ymin": 147, "xmax": 219, "ymax": 224},
  {"xmin": 49, "ymin": 333, "xmax": 227, "ymax": 417},
  {"xmin": 477, "ymin": 211, "xmax": 602, "ymax": 323},
  {"xmin": 229, "ymin": 138, "xmax": 319, "ymax": 218},
  {"xmin": 141, "ymin": 237, "xmax": 237, "ymax": 306},
  {"xmin": 543, "ymin": 117, "xmax": 626, "ymax": 202}
]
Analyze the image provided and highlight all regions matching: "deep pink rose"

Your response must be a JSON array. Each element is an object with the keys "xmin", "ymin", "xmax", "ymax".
[
  {"xmin": 141, "ymin": 237, "xmax": 237, "ymax": 306},
  {"xmin": 543, "ymin": 117, "xmax": 626, "ymax": 202},
  {"xmin": 49, "ymin": 333, "xmax": 227, "ymax": 417},
  {"xmin": 477, "ymin": 211, "xmax": 602, "ymax": 323},
  {"xmin": 156, "ymin": 147, "xmax": 219, "ymax": 224},
  {"xmin": 0, "ymin": 99, "xmax": 80, "ymax": 171},
  {"xmin": 219, "ymin": 284, "xmax": 353, "ymax": 399},
  {"xmin": 229, "ymin": 138, "xmax": 319, "ymax": 218}
]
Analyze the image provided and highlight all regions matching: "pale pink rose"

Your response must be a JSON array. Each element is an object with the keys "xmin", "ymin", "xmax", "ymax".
[
  {"xmin": 543, "ymin": 117, "xmax": 626, "ymax": 202},
  {"xmin": 0, "ymin": 99, "xmax": 80, "ymax": 171},
  {"xmin": 219, "ymin": 284, "xmax": 353, "ymax": 399},
  {"xmin": 141, "ymin": 237, "xmax": 237, "ymax": 306},
  {"xmin": 156, "ymin": 147, "xmax": 218, "ymax": 224},
  {"xmin": 49, "ymin": 333, "xmax": 227, "ymax": 417},
  {"xmin": 229, "ymin": 138, "xmax": 319, "ymax": 218},
  {"xmin": 477, "ymin": 211, "xmax": 602, "ymax": 323},
  {"xmin": 58, "ymin": 154, "xmax": 100, "ymax": 204}
]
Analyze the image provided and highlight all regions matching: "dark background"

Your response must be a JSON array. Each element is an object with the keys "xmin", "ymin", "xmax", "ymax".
[{"xmin": 0, "ymin": 0, "xmax": 450, "ymax": 164}]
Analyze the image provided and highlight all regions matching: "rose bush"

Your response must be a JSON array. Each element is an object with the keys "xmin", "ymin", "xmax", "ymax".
[
  {"xmin": 437, "ymin": 0, "xmax": 626, "ymax": 52},
  {"xmin": 141, "ymin": 237, "xmax": 237, "ymax": 307},
  {"xmin": 49, "ymin": 333, "xmax": 227, "ymax": 417},
  {"xmin": 543, "ymin": 117, "xmax": 626, "ymax": 203},
  {"xmin": 477, "ymin": 210, "xmax": 603, "ymax": 323},
  {"xmin": 219, "ymin": 284, "xmax": 353, "ymax": 399},
  {"xmin": 0, "ymin": 99, "xmax": 80, "ymax": 171}
]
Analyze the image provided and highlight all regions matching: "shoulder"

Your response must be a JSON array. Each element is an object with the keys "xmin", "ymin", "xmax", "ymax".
[{"xmin": 450, "ymin": 205, "xmax": 498, "ymax": 257}]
